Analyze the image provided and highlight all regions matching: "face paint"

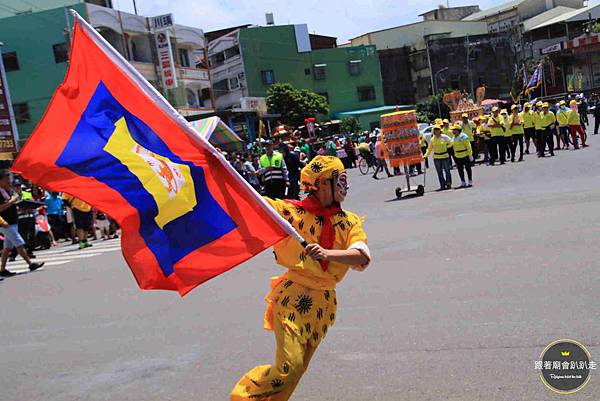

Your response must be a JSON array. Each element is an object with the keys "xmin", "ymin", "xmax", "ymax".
[{"xmin": 336, "ymin": 171, "xmax": 349, "ymax": 196}]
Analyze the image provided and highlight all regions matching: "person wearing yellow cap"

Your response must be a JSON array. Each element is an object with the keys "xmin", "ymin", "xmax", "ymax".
[
  {"xmin": 488, "ymin": 106, "xmax": 506, "ymax": 165},
  {"xmin": 460, "ymin": 113, "xmax": 476, "ymax": 163},
  {"xmin": 521, "ymin": 102, "xmax": 536, "ymax": 155},
  {"xmin": 441, "ymin": 119, "xmax": 455, "ymax": 167},
  {"xmin": 509, "ymin": 105, "xmax": 524, "ymax": 162},
  {"xmin": 231, "ymin": 156, "xmax": 370, "ymax": 401},
  {"xmin": 501, "ymin": 109, "xmax": 513, "ymax": 161},
  {"xmin": 424, "ymin": 125, "xmax": 453, "ymax": 190},
  {"xmin": 555, "ymin": 100, "xmax": 570, "ymax": 150},
  {"xmin": 567, "ymin": 100, "xmax": 588, "ymax": 148},
  {"xmin": 451, "ymin": 124, "xmax": 473, "ymax": 187},
  {"xmin": 538, "ymin": 102, "xmax": 556, "ymax": 157},
  {"xmin": 533, "ymin": 101, "xmax": 545, "ymax": 155},
  {"xmin": 478, "ymin": 115, "xmax": 492, "ymax": 163}
]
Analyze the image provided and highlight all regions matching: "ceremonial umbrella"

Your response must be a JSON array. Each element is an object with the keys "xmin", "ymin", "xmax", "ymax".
[{"xmin": 190, "ymin": 116, "xmax": 244, "ymax": 153}]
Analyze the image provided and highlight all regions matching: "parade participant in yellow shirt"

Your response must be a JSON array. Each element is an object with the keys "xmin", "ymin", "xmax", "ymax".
[
  {"xmin": 538, "ymin": 103, "xmax": 556, "ymax": 157},
  {"xmin": 442, "ymin": 119, "xmax": 455, "ymax": 167},
  {"xmin": 534, "ymin": 101, "xmax": 545, "ymax": 157},
  {"xmin": 509, "ymin": 105, "xmax": 525, "ymax": 162},
  {"xmin": 501, "ymin": 109, "xmax": 512, "ymax": 161},
  {"xmin": 62, "ymin": 194, "xmax": 93, "ymax": 249},
  {"xmin": 555, "ymin": 100, "xmax": 570, "ymax": 149},
  {"xmin": 479, "ymin": 115, "xmax": 492, "ymax": 163},
  {"xmin": 567, "ymin": 99, "xmax": 589, "ymax": 149},
  {"xmin": 231, "ymin": 156, "xmax": 370, "ymax": 401},
  {"xmin": 451, "ymin": 124, "xmax": 473, "ymax": 188},
  {"xmin": 488, "ymin": 106, "xmax": 506, "ymax": 165},
  {"xmin": 460, "ymin": 113, "xmax": 476, "ymax": 162},
  {"xmin": 521, "ymin": 102, "xmax": 536, "ymax": 154},
  {"xmin": 424, "ymin": 126, "xmax": 453, "ymax": 190}
]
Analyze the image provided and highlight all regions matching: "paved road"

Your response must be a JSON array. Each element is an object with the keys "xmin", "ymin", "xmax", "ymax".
[{"xmin": 1, "ymin": 130, "xmax": 599, "ymax": 401}]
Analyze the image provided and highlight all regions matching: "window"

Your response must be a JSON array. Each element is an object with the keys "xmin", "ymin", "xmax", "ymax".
[
  {"xmin": 304, "ymin": 68, "xmax": 311, "ymax": 75},
  {"xmin": 261, "ymin": 70, "xmax": 275, "ymax": 85},
  {"xmin": 229, "ymin": 76, "xmax": 240, "ymax": 90},
  {"xmin": 2, "ymin": 52, "xmax": 19, "ymax": 71},
  {"xmin": 13, "ymin": 103, "xmax": 30, "ymax": 123},
  {"xmin": 348, "ymin": 60, "xmax": 361, "ymax": 76},
  {"xmin": 313, "ymin": 64, "xmax": 326, "ymax": 80},
  {"xmin": 213, "ymin": 79, "xmax": 229, "ymax": 94},
  {"xmin": 186, "ymin": 88, "xmax": 199, "ymax": 107},
  {"xmin": 357, "ymin": 86, "xmax": 376, "ymax": 101},
  {"xmin": 317, "ymin": 92, "xmax": 329, "ymax": 103},
  {"xmin": 224, "ymin": 46, "xmax": 240, "ymax": 59},
  {"xmin": 210, "ymin": 51, "xmax": 225, "ymax": 67},
  {"xmin": 179, "ymin": 48, "xmax": 190, "ymax": 67},
  {"xmin": 52, "ymin": 43, "xmax": 68, "ymax": 63}
]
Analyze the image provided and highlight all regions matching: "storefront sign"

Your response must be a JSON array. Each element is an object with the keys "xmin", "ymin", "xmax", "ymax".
[
  {"xmin": 380, "ymin": 110, "xmax": 422, "ymax": 168},
  {"xmin": 0, "ymin": 48, "xmax": 19, "ymax": 156},
  {"xmin": 149, "ymin": 14, "xmax": 174, "ymax": 31},
  {"xmin": 155, "ymin": 31, "xmax": 177, "ymax": 89},
  {"xmin": 240, "ymin": 97, "xmax": 267, "ymax": 113},
  {"xmin": 541, "ymin": 43, "xmax": 562, "ymax": 55}
]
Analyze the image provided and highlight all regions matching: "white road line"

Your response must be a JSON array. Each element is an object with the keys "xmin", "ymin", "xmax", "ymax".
[
  {"xmin": 8, "ymin": 253, "xmax": 101, "ymax": 268},
  {"xmin": 32, "ymin": 245, "xmax": 121, "ymax": 257},
  {"xmin": 9, "ymin": 261, "xmax": 71, "ymax": 273}
]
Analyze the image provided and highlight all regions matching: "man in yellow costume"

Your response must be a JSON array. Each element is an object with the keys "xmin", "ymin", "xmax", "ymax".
[{"xmin": 231, "ymin": 156, "xmax": 370, "ymax": 401}]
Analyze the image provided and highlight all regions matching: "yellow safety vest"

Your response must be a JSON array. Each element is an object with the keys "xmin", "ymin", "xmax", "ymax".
[
  {"xmin": 452, "ymin": 135, "xmax": 472, "ymax": 159},
  {"xmin": 534, "ymin": 111, "xmax": 544, "ymax": 130},
  {"xmin": 556, "ymin": 109, "xmax": 569, "ymax": 127},
  {"xmin": 521, "ymin": 111, "xmax": 535, "ymax": 129},
  {"xmin": 567, "ymin": 109, "xmax": 581, "ymax": 125},
  {"xmin": 461, "ymin": 121, "xmax": 474, "ymax": 141},
  {"xmin": 260, "ymin": 152, "xmax": 283, "ymax": 169},
  {"xmin": 509, "ymin": 114, "xmax": 524, "ymax": 135},
  {"xmin": 488, "ymin": 115, "xmax": 505, "ymax": 137},
  {"xmin": 424, "ymin": 136, "xmax": 451, "ymax": 159},
  {"xmin": 539, "ymin": 111, "xmax": 556, "ymax": 129}
]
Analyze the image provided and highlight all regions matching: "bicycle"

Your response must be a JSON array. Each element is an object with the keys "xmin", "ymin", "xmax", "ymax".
[{"xmin": 358, "ymin": 151, "xmax": 376, "ymax": 175}]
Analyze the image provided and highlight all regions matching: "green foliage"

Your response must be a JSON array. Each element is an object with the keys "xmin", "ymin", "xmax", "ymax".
[
  {"xmin": 266, "ymin": 83, "xmax": 329, "ymax": 127},
  {"xmin": 340, "ymin": 116, "xmax": 361, "ymax": 134},
  {"xmin": 416, "ymin": 93, "xmax": 449, "ymax": 123}
]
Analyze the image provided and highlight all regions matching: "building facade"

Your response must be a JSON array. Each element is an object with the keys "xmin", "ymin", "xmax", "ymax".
[
  {"xmin": 0, "ymin": 0, "xmax": 214, "ymax": 141},
  {"xmin": 208, "ymin": 24, "xmax": 385, "ymax": 120},
  {"xmin": 350, "ymin": 11, "xmax": 488, "ymax": 102},
  {"xmin": 428, "ymin": 33, "xmax": 516, "ymax": 99}
]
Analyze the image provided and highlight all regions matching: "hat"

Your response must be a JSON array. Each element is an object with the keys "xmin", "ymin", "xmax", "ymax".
[
  {"xmin": 536, "ymin": 101, "xmax": 543, "ymax": 107},
  {"xmin": 433, "ymin": 125, "xmax": 442, "ymax": 131},
  {"xmin": 500, "ymin": 109, "xmax": 508, "ymax": 115},
  {"xmin": 461, "ymin": 113, "xmax": 469, "ymax": 118},
  {"xmin": 511, "ymin": 104, "xmax": 518, "ymax": 110},
  {"xmin": 570, "ymin": 99, "xmax": 577, "ymax": 105},
  {"xmin": 300, "ymin": 156, "xmax": 345, "ymax": 193},
  {"xmin": 559, "ymin": 100, "xmax": 566, "ymax": 105},
  {"xmin": 434, "ymin": 118, "xmax": 443, "ymax": 125},
  {"xmin": 543, "ymin": 102, "xmax": 549, "ymax": 108},
  {"xmin": 442, "ymin": 119, "xmax": 450, "ymax": 124},
  {"xmin": 264, "ymin": 139, "xmax": 274, "ymax": 146},
  {"xmin": 492, "ymin": 106, "xmax": 499, "ymax": 112},
  {"xmin": 451, "ymin": 124, "xmax": 462, "ymax": 131},
  {"xmin": 524, "ymin": 102, "xmax": 531, "ymax": 108}
]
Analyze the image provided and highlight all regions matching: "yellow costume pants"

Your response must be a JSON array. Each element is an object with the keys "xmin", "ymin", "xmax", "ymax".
[{"xmin": 231, "ymin": 278, "xmax": 337, "ymax": 401}]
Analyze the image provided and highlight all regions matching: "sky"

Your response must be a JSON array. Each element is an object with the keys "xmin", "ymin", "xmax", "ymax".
[{"xmin": 112, "ymin": 0, "xmax": 501, "ymax": 42}]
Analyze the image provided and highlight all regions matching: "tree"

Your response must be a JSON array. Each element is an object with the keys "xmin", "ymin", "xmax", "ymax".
[
  {"xmin": 340, "ymin": 116, "xmax": 361, "ymax": 134},
  {"xmin": 266, "ymin": 83, "xmax": 329, "ymax": 127},
  {"xmin": 416, "ymin": 92, "xmax": 450, "ymax": 123}
]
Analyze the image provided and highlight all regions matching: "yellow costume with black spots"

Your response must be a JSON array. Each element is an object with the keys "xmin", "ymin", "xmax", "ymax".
[{"xmin": 231, "ymin": 156, "xmax": 370, "ymax": 401}]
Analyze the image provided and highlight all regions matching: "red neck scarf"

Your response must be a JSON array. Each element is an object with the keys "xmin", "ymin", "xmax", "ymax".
[{"xmin": 285, "ymin": 195, "xmax": 341, "ymax": 271}]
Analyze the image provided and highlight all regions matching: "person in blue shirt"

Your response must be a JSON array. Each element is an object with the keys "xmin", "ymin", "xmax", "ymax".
[{"xmin": 44, "ymin": 192, "xmax": 68, "ymax": 242}]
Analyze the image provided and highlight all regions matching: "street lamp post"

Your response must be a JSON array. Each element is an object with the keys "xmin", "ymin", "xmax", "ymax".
[{"xmin": 434, "ymin": 67, "xmax": 449, "ymax": 117}]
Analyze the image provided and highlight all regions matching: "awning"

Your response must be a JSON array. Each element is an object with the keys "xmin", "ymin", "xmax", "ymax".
[{"xmin": 189, "ymin": 116, "xmax": 244, "ymax": 152}]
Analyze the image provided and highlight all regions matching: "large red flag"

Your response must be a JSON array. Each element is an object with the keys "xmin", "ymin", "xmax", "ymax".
[{"xmin": 12, "ymin": 12, "xmax": 298, "ymax": 296}]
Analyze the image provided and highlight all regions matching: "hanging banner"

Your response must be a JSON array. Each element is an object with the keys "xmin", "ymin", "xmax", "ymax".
[
  {"xmin": 380, "ymin": 110, "xmax": 422, "ymax": 168},
  {"xmin": 155, "ymin": 31, "xmax": 178, "ymax": 89},
  {"xmin": 0, "ymin": 48, "xmax": 19, "ymax": 157}
]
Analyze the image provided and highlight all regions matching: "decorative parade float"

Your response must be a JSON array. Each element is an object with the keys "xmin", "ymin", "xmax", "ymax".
[{"xmin": 444, "ymin": 87, "xmax": 486, "ymax": 122}]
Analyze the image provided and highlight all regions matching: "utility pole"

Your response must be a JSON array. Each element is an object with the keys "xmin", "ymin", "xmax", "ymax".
[{"xmin": 133, "ymin": 0, "xmax": 138, "ymax": 15}]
